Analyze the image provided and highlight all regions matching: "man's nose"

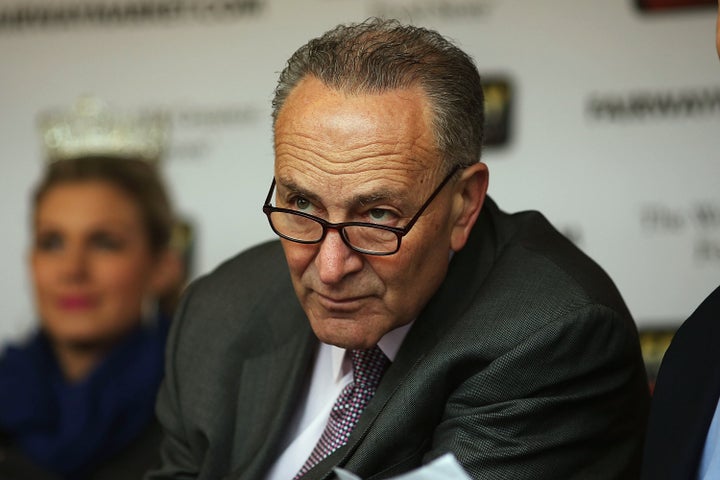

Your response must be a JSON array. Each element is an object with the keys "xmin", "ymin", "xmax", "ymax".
[{"xmin": 315, "ymin": 229, "xmax": 363, "ymax": 284}]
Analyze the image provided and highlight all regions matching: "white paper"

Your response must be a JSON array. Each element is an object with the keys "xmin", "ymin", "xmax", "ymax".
[{"xmin": 333, "ymin": 453, "xmax": 472, "ymax": 480}]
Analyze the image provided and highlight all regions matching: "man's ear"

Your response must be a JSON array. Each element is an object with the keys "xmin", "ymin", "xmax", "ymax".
[{"xmin": 450, "ymin": 162, "xmax": 488, "ymax": 252}]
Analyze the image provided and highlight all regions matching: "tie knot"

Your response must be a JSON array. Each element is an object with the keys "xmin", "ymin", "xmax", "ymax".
[{"xmin": 350, "ymin": 346, "xmax": 389, "ymax": 389}]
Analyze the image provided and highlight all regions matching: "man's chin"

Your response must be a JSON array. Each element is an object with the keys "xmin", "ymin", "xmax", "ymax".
[{"xmin": 309, "ymin": 317, "xmax": 383, "ymax": 350}]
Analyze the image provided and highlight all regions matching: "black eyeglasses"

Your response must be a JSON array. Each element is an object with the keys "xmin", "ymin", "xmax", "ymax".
[{"xmin": 262, "ymin": 165, "xmax": 460, "ymax": 256}]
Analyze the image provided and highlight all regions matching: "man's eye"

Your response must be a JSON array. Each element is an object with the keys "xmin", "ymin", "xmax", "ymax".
[
  {"xmin": 368, "ymin": 209, "xmax": 394, "ymax": 223},
  {"xmin": 294, "ymin": 197, "xmax": 311, "ymax": 211}
]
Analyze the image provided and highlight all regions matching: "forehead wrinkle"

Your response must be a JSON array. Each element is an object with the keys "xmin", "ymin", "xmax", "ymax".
[{"xmin": 275, "ymin": 138, "xmax": 338, "ymax": 167}]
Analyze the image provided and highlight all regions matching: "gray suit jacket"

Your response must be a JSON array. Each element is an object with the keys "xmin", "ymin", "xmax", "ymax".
[{"xmin": 148, "ymin": 198, "xmax": 650, "ymax": 480}]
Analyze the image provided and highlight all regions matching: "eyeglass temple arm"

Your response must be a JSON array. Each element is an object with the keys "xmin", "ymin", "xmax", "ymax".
[
  {"xmin": 264, "ymin": 178, "xmax": 277, "ymax": 206},
  {"xmin": 399, "ymin": 165, "xmax": 461, "ymax": 235}
]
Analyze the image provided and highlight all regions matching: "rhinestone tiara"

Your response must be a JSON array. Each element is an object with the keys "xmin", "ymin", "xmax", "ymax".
[{"xmin": 37, "ymin": 95, "xmax": 169, "ymax": 164}]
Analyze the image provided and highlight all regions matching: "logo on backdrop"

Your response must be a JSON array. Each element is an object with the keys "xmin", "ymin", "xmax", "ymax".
[
  {"xmin": 165, "ymin": 104, "xmax": 263, "ymax": 161},
  {"xmin": 368, "ymin": 0, "xmax": 495, "ymax": 21},
  {"xmin": 586, "ymin": 86, "xmax": 720, "ymax": 121},
  {"xmin": 641, "ymin": 202, "xmax": 720, "ymax": 264},
  {"xmin": 0, "ymin": 0, "xmax": 264, "ymax": 31},
  {"xmin": 635, "ymin": 0, "xmax": 715, "ymax": 13},
  {"xmin": 482, "ymin": 76, "xmax": 513, "ymax": 148}
]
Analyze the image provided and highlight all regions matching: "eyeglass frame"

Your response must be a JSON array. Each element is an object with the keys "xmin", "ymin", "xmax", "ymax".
[{"xmin": 261, "ymin": 165, "xmax": 462, "ymax": 256}]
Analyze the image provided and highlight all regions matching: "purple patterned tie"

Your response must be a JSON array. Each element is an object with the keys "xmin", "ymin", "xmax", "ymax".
[{"xmin": 294, "ymin": 346, "xmax": 389, "ymax": 479}]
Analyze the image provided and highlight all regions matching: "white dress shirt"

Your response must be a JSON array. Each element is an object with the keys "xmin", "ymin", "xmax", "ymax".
[{"xmin": 264, "ymin": 323, "xmax": 413, "ymax": 480}]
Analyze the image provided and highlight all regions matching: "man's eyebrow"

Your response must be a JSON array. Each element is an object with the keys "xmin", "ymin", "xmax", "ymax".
[
  {"xmin": 353, "ymin": 189, "xmax": 406, "ymax": 207},
  {"xmin": 276, "ymin": 176, "xmax": 409, "ymax": 208},
  {"xmin": 275, "ymin": 178, "xmax": 323, "ymax": 204}
]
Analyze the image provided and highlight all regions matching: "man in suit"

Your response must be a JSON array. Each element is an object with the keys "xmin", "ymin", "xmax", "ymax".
[
  {"xmin": 640, "ymin": 3, "xmax": 720, "ymax": 479},
  {"xmin": 147, "ymin": 18, "xmax": 650, "ymax": 480},
  {"xmin": 641, "ymin": 286, "xmax": 720, "ymax": 479}
]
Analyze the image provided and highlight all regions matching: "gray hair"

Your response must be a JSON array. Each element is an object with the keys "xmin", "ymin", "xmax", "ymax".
[{"xmin": 272, "ymin": 17, "xmax": 484, "ymax": 171}]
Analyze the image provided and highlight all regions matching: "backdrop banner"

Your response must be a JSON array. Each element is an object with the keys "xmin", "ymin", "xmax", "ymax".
[{"xmin": 1, "ymin": 0, "xmax": 718, "ymax": 342}]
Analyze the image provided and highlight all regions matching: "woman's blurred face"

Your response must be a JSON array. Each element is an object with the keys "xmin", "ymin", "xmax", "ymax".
[{"xmin": 31, "ymin": 181, "xmax": 160, "ymax": 347}]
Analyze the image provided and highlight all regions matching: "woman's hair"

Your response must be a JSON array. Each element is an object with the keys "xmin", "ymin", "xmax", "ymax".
[
  {"xmin": 32, "ymin": 156, "xmax": 175, "ymax": 254},
  {"xmin": 272, "ymin": 17, "xmax": 485, "ymax": 171}
]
